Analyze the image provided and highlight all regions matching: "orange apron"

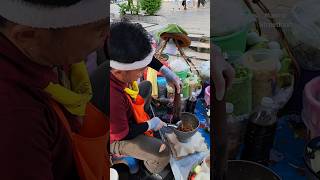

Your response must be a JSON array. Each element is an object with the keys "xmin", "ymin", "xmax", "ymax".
[
  {"xmin": 50, "ymin": 100, "xmax": 109, "ymax": 180},
  {"xmin": 126, "ymin": 94, "xmax": 153, "ymax": 137}
]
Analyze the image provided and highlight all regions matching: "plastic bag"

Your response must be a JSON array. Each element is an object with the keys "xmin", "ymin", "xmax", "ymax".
[
  {"xmin": 288, "ymin": 0, "xmax": 320, "ymax": 49},
  {"xmin": 198, "ymin": 61, "xmax": 210, "ymax": 80},
  {"xmin": 169, "ymin": 57, "xmax": 190, "ymax": 73},
  {"xmin": 284, "ymin": 0, "xmax": 320, "ymax": 70},
  {"xmin": 242, "ymin": 49, "xmax": 281, "ymax": 107}
]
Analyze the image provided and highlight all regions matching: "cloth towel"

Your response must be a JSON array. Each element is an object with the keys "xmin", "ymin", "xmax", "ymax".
[{"xmin": 166, "ymin": 132, "xmax": 208, "ymax": 158}]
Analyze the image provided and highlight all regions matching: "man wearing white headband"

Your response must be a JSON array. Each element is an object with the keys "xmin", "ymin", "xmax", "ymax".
[
  {"xmin": 0, "ymin": 0, "xmax": 109, "ymax": 179},
  {"xmin": 107, "ymin": 22, "xmax": 179, "ymax": 179}
]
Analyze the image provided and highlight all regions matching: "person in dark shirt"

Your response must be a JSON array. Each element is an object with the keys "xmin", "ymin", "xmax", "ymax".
[
  {"xmin": 90, "ymin": 31, "xmax": 182, "ymax": 115},
  {"xmin": 0, "ymin": 0, "xmax": 108, "ymax": 179},
  {"xmin": 106, "ymin": 21, "xmax": 172, "ymax": 179}
]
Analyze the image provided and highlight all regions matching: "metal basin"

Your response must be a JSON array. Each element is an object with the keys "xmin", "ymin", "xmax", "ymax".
[
  {"xmin": 227, "ymin": 160, "xmax": 281, "ymax": 180},
  {"xmin": 173, "ymin": 112, "xmax": 200, "ymax": 143}
]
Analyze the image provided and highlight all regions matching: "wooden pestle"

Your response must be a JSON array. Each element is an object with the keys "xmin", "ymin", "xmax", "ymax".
[{"xmin": 172, "ymin": 86, "xmax": 181, "ymax": 124}]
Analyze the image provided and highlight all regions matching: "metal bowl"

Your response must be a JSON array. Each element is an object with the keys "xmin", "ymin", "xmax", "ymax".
[
  {"xmin": 173, "ymin": 112, "xmax": 200, "ymax": 143},
  {"xmin": 227, "ymin": 160, "xmax": 281, "ymax": 180}
]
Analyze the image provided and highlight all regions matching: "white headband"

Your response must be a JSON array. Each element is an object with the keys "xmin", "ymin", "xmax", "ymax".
[
  {"xmin": 110, "ymin": 48, "xmax": 156, "ymax": 71},
  {"xmin": 0, "ymin": 0, "xmax": 108, "ymax": 28}
]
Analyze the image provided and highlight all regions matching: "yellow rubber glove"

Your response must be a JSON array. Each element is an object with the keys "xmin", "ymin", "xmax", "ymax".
[{"xmin": 124, "ymin": 81, "xmax": 139, "ymax": 100}]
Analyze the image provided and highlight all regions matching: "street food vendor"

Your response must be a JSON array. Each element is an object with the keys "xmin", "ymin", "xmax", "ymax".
[
  {"xmin": 107, "ymin": 21, "xmax": 183, "ymax": 179},
  {"xmin": 0, "ymin": 0, "xmax": 109, "ymax": 179},
  {"xmin": 90, "ymin": 31, "xmax": 183, "ymax": 114}
]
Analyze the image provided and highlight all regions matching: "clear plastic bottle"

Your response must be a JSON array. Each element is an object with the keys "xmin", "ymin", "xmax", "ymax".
[
  {"xmin": 186, "ymin": 92, "xmax": 197, "ymax": 113},
  {"xmin": 241, "ymin": 97, "xmax": 278, "ymax": 165},
  {"xmin": 206, "ymin": 109, "xmax": 210, "ymax": 132},
  {"xmin": 250, "ymin": 97, "xmax": 277, "ymax": 126}
]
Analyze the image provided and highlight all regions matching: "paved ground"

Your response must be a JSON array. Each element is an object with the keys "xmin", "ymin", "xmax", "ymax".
[
  {"xmin": 157, "ymin": 1, "xmax": 210, "ymax": 36},
  {"xmin": 110, "ymin": 1, "xmax": 210, "ymax": 36},
  {"xmin": 111, "ymin": 0, "xmax": 302, "ymax": 38}
]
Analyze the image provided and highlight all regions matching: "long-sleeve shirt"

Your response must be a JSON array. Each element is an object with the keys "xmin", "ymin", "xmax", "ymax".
[
  {"xmin": 91, "ymin": 55, "xmax": 164, "ymax": 143},
  {"xmin": 0, "ymin": 35, "xmax": 79, "ymax": 179},
  {"xmin": 109, "ymin": 73, "xmax": 149, "ymax": 143},
  {"xmin": 91, "ymin": 56, "xmax": 163, "ymax": 115}
]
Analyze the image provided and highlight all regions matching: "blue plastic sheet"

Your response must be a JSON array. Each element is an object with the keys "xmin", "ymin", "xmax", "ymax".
[{"xmin": 270, "ymin": 116, "xmax": 307, "ymax": 180}]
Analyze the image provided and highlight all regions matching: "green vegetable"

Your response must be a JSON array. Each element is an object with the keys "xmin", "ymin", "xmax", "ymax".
[
  {"xmin": 282, "ymin": 48, "xmax": 289, "ymax": 58},
  {"xmin": 250, "ymin": 41, "xmax": 268, "ymax": 50},
  {"xmin": 232, "ymin": 64, "xmax": 250, "ymax": 79},
  {"xmin": 279, "ymin": 57, "xmax": 292, "ymax": 73},
  {"xmin": 277, "ymin": 73, "xmax": 292, "ymax": 88},
  {"xmin": 193, "ymin": 165, "xmax": 201, "ymax": 174}
]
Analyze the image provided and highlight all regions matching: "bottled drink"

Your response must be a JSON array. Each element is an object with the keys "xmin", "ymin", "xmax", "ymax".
[
  {"xmin": 241, "ymin": 97, "xmax": 278, "ymax": 165},
  {"xmin": 186, "ymin": 92, "xmax": 197, "ymax": 113}
]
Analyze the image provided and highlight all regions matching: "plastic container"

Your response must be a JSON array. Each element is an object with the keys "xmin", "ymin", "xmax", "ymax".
[
  {"xmin": 213, "ymin": 0, "xmax": 254, "ymax": 53},
  {"xmin": 175, "ymin": 70, "xmax": 189, "ymax": 80},
  {"xmin": 184, "ymin": 75, "xmax": 202, "ymax": 98},
  {"xmin": 242, "ymin": 49, "xmax": 281, "ymax": 108},
  {"xmin": 225, "ymin": 52, "xmax": 252, "ymax": 116},
  {"xmin": 226, "ymin": 67, "xmax": 253, "ymax": 116},
  {"xmin": 157, "ymin": 77, "xmax": 167, "ymax": 98},
  {"xmin": 241, "ymin": 97, "xmax": 278, "ymax": 165},
  {"xmin": 169, "ymin": 57, "xmax": 190, "ymax": 81},
  {"xmin": 213, "ymin": 26, "xmax": 250, "ymax": 53},
  {"xmin": 302, "ymin": 76, "xmax": 320, "ymax": 138},
  {"xmin": 182, "ymin": 82, "xmax": 190, "ymax": 98}
]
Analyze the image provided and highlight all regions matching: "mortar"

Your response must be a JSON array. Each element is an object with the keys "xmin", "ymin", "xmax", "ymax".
[{"xmin": 173, "ymin": 112, "xmax": 200, "ymax": 143}]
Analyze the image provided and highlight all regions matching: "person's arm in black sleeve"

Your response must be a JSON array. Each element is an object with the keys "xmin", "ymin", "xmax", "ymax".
[
  {"xmin": 148, "ymin": 56, "xmax": 163, "ymax": 71},
  {"xmin": 123, "ymin": 120, "xmax": 149, "ymax": 140}
]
